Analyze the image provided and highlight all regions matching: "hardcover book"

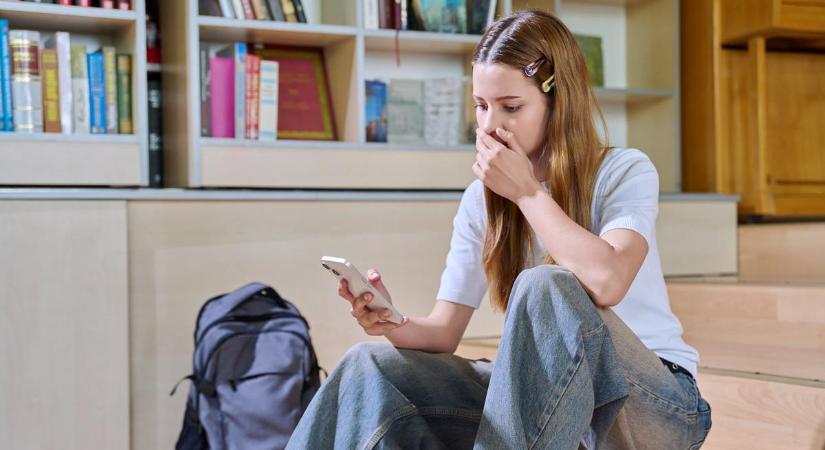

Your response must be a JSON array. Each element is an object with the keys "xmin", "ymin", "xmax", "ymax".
[
  {"xmin": 258, "ymin": 60, "xmax": 278, "ymax": 140},
  {"xmin": 103, "ymin": 46, "xmax": 118, "ymax": 133},
  {"xmin": 209, "ymin": 56, "xmax": 235, "ymax": 138},
  {"xmin": 216, "ymin": 42, "xmax": 247, "ymax": 139},
  {"xmin": 10, "ymin": 30, "xmax": 42, "ymax": 133},
  {"xmin": 44, "ymin": 32, "xmax": 73, "ymax": 134},
  {"xmin": 41, "ymin": 48, "xmax": 61, "ymax": 133},
  {"xmin": 365, "ymin": 79, "xmax": 387, "ymax": 143},
  {"xmin": 87, "ymin": 50, "xmax": 106, "ymax": 134},
  {"xmin": 0, "ymin": 19, "xmax": 13, "ymax": 131},
  {"xmin": 71, "ymin": 45, "xmax": 90, "ymax": 133},
  {"xmin": 424, "ymin": 77, "xmax": 464, "ymax": 146},
  {"xmin": 245, "ymin": 54, "xmax": 260, "ymax": 139},
  {"xmin": 574, "ymin": 34, "xmax": 604, "ymax": 87},
  {"xmin": 116, "ymin": 54, "xmax": 132, "ymax": 134},
  {"xmin": 251, "ymin": 44, "xmax": 337, "ymax": 140}
]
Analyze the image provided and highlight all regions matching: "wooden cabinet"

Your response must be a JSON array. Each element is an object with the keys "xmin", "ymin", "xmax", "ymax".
[{"xmin": 682, "ymin": 0, "xmax": 825, "ymax": 216}]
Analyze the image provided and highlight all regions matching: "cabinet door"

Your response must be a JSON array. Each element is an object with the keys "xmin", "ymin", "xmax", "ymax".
[{"xmin": 0, "ymin": 201, "xmax": 129, "ymax": 450}]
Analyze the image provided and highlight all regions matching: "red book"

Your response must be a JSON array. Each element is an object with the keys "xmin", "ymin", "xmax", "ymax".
[
  {"xmin": 250, "ymin": 44, "xmax": 337, "ymax": 141},
  {"xmin": 209, "ymin": 57, "xmax": 235, "ymax": 138},
  {"xmin": 240, "ymin": 0, "xmax": 256, "ymax": 20},
  {"xmin": 245, "ymin": 54, "xmax": 260, "ymax": 140},
  {"xmin": 59, "ymin": 0, "xmax": 73, "ymax": 5},
  {"xmin": 75, "ymin": 0, "xmax": 91, "ymax": 6},
  {"xmin": 101, "ymin": 0, "xmax": 114, "ymax": 9},
  {"xmin": 118, "ymin": 0, "xmax": 130, "ymax": 10}
]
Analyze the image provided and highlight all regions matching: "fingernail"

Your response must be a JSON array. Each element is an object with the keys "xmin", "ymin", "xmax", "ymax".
[
  {"xmin": 364, "ymin": 293, "xmax": 372, "ymax": 301},
  {"xmin": 369, "ymin": 272, "xmax": 379, "ymax": 280}
]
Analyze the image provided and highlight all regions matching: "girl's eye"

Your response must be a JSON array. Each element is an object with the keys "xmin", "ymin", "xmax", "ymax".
[
  {"xmin": 474, "ymin": 104, "xmax": 487, "ymax": 111},
  {"xmin": 504, "ymin": 105, "xmax": 521, "ymax": 113}
]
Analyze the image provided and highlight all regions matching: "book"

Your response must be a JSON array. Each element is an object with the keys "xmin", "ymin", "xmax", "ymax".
[
  {"xmin": 250, "ymin": 44, "xmax": 337, "ymax": 140},
  {"xmin": 217, "ymin": 0, "xmax": 235, "ymax": 18},
  {"xmin": 59, "ymin": 0, "xmax": 73, "ymax": 5},
  {"xmin": 387, "ymin": 79, "xmax": 424, "ymax": 144},
  {"xmin": 101, "ymin": 0, "xmax": 115, "ymax": 8},
  {"xmin": 199, "ymin": 43, "xmax": 211, "ymax": 137},
  {"xmin": 378, "ymin": 0, "xmax": 394, "ymax": 29},
  {"xmin": 147, "ymin": 75, "xmax": 163, "ymax": 187},
  {"xmin": 0, "ymin": 20, "xmax": 12, "ymax": 131},
  {"xmin": 364, "ymin": 0, "xmax": 379, "ymax": 30},
  {"xmin": 258, "ymin": 60, "xmax": 278, "ymax": 140},
  {"xmin": 231, "ymin": 0, "xmax": 245, "ymax": 19},
  {"xmin": 239, "ymin": 0, "xmax": 256, "ymax": 19},
  {"xmin": 293, "ymin": 0, "xmax": 306, "ymax": 23},
  {"xmin": 10, "ymin": 30, "xmax": 43, "ymax": 133},
  {"xmin": 87, "ymin": 50, "xmax": 106, "ymax": 134},
  {"xmin": 265, "ymin": 0, "xmax": 285, "ymax": 21},
  {"xmin": 103, "ymin": 46, "xmax": 118, "ymax": 133},
  {"xmin": 117, "ymin": 0, "xmax": 130, "ymax": 10},
  {"xmin": 209, "ymin": 56, "xmax": 234, "ymax": 138},
  {"xmin": 44, "ymin": 31, "xmax": 73, "ymax": 134},
  {"xmin": 216, "ymin": 42, "xmax": 246, "ymax": 139},
  {"xmin": 413, "ymin": 0, "xmax": 466, "ymax": 33},
  {"xmin": 199, "ymin": 0, "xmax": 222, "ymax": 16},
  {"xmin": 574, "ymin": 34, "xmax": 604, "ymax": 87},
  {"xmin": 245, "ymin": 54, "xmax": 260, "ymax": 139},
  {"xmin": 280, "ymin": 0, "xmax": 298, "ymax": 22},
  {"xmin": 365, "ymin": 80, "xmax": 387, "ymax": 142},
  {"xmin": 423, "ymin": 77, "xmax": 464, "ymax": 146},
  {"xmin": 41, "ymin": 48, "xmax": 61, "ymax": 133},
  {"xmin": 250, "ymin": 0, "xmax": 271, "ymax": 20},
  {"xmin": 467, "ymin": 0, "xmax": 497, "ymax": 35},
  {"xmin": 75, "ymin": 0, "xmax": 92, "ymax": 6},
  {"xmin": 70, "ymin": 45, "xmax": 90, "ymax": 133},
  {"xmin": 116, "ymin": 54, "xmax": 132, "ymax": 134}
]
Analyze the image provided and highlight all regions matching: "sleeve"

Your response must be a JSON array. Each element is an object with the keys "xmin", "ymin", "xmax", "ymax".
[
  {"xmin": 595, "ymin": 150, "xmax": 660, "ymax": 247},
  {"xmin": 435, "ymin": 181, "xmax": 488, "ymax": 309}
]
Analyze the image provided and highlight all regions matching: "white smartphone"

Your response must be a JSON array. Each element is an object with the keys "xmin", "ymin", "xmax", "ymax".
[{"xmin": 320, "ymin": 256, "xmax": 404, "ymax": 324}]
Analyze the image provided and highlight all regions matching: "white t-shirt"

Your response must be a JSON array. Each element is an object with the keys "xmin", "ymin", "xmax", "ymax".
[{"xmin": 436, "ymin": 147, "xmax": 699, "ymax": 377}]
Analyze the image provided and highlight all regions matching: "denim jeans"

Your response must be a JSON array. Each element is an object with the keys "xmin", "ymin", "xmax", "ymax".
[{"xmin": 286, "ymin": 265, "xmax": 712, "ymax": 449}]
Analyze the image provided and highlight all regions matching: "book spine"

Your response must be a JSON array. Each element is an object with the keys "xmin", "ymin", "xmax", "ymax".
[
  {"xmin": 280, "ymin": 0, "xmax": 297, "ymax": 22},
  {"xmin": 101, "ymin": 0, "xmax": 115, "ymax": 8},
  {"xmin": 218, "ymin": 0, "xmax": 235, "ymax": 18},
  {"xmin": 258, "ymin": 60, "xmax": 278, "ymax": 140},
  {"xmin": 71, "ymin": 46, "xmax": 90, "ymax": 133},
  {"xmin": 234, "ymin": 43, "xmax": 246, "ymax": 139},
  {"xmin": 0, "ymin": 20, "xmax": 12, "ymax": 131},
  {"xmin": 199, "ymin": 44, "xmax": 211, "ymax": 137},
  {"xmin": 147, "ymin": 76, "xmax": 162, "ymax": 187},
  {"xmin": 245, "ymin": 54, "xmax": 259, "ymax": 140},
  {"xmin": 250, "ymin": 0, "xmax": 271, "ymax": 20},
  {"xmin": 103, "ymin": 46, "xmax": 118, "ymax": 133},
  {"xmin": 266, "ymin": 0, "xmax": 284, "ymax": 21},
  {"xmin": 231, "ymin": 0, "xmax": 246, "ymax": 19},
  {"xmin": 292, "ymin": 0, "xmax": 306, "ymax": 23},
  {"xmin": 10, "ymin": 30, "xmax": 42, "ymax": 133},
  {"xmin": 209, "ymin": 56, "xmax": 234, "ymax": 138},
  {"xmin": 117, "ymin": 0, "xmax": 130, "ymax": 10},
  {"xmin": 75, "ymin": 0, "xmax": 92, "ymax": 6},
  {"xmin": 364, "ymin": 0, "xmax": 379, "ymax": 30},
  {"xmin": 239, "ymin": 0, "xmax": 256, "ymax": 19},
  {"xmin": 54, "ymin": 32, "xmax": 73, "ymax": 134},
  {"xmin": 116, "ymin": 54, "xmax": 132, "ymax": 134},
  {"xmin": 59, "ymin": 0, "xmax": 73, "ymax": 5},
  {"xmin": 87, "ymin": 51, "xmax": 106, "ymax": 134},
  {"xmin": 41, "ymin": 48, "xmax": 61, "ymax": 133}
]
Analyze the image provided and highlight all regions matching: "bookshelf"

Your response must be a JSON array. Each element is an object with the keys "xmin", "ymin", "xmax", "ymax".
[
  {"xmin": 0, "ymin": 0, "xmax": 148, "ymax": 187},
  {"xmin": 162, "ymin": 0, "xmax": 680, "ymax": 191}
]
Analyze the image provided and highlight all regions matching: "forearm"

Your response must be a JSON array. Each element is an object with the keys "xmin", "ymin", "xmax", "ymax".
[
  {"xmin": 516, "ymin": 189, "xmax": 623, "ymax": 306},
  {"xmin": 384, "ymin": 314, "xmax": 461, "ymax": 353}
]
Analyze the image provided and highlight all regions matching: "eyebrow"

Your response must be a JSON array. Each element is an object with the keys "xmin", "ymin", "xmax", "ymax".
[{"xmin": 473, "ymin": 95, "xmax": 522, "ymax": 101}]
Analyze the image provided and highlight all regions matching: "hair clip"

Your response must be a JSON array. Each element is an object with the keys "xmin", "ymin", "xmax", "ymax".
[
  {"xmin": 541, "ymin": 74, "xmax": 555, "ymax": 93},
  {"xmin": 524, "ymin": 58, "xmax": 555, "ymax": 93}
]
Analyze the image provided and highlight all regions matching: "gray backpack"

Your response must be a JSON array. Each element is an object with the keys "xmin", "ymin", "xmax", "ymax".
[{"xmin": 172, "ymin": 282, "xmax": 323, "ymax": 450}]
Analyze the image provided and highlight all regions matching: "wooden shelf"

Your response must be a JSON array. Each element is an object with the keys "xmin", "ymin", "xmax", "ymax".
[
  {"xmin": 594, "ymin": 86, "xmax": 673, "ymax": 103},
  {"xmin": 363, "ymin": 29, "xmax": 481, "ymax": 54},
  {"xmin": 198, "ymin": 16, "xmax": 356, "ymax": 45},
  {"xmin": 199, "ymin": 137, "xmax": 475, "ymax": 153},
  {"xmin": 0, "ymin": 1, "xmax": 137, "ymax": 32}
]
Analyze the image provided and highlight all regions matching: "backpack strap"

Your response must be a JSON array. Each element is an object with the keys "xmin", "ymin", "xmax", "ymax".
[{"xmin": 195, "ymin": 282, "xmax": 284, "ymax": 343}]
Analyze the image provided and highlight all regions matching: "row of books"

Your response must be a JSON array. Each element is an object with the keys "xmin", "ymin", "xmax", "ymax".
[
  {"xmin": 364, "ymin": 0, "xmax": 497, "ymax": 35},
  {"xmin": 199, "ymin": 0, "xmax": 310, "ymax": 23},
  {"xmin": 199, "ymin": 42, "xmax": 336, "ymax": 141},
  {"xmin": 14, "ymin": 0, "xmax": 131, "ymax": 9},
  {"xmin": 366, "ymin": 77, "xmax": 470, "ymax": 146},
  {"xmin": 0, "ymin": 23, "xmax": 133, "ymax": 134}
]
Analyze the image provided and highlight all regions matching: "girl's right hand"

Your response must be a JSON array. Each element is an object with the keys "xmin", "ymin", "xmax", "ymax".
[{"xmin": 338, "ymin": 269, "xmax": 409, "ymax": 336}]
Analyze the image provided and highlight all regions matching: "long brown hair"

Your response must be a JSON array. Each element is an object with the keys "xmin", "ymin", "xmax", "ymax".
[{"xmin": 473, "ymin": 10, "xmax": 611, "ymax": 311}]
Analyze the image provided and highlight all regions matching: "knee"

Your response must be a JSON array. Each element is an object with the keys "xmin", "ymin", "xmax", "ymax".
[{"xmin": 507, "ymin": 264, "xmax": 595, "ymax": 319}]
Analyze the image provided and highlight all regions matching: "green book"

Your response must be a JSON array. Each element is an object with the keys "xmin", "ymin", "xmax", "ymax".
[
  {"xmin": 574, "ymin": 34, "xmax": 604, "ymax": 87},
  {"xmin": 116, "ymin": 54, "xmax": 132, "ymax": 134}
]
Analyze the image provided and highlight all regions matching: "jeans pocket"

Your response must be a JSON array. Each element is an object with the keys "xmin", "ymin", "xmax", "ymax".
[{"xmin": 689, "ymin": 397, "xmax": 712, "ymax": 449}]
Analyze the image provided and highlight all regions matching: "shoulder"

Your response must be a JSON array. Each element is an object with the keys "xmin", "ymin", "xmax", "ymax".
[{"xmin": 595, "ymin": 147, "xmax": 659, "ymax": 197}]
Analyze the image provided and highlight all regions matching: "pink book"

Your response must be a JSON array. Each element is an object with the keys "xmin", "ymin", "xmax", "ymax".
[{"xmin": 209, "ymin": 56, "xmax": 235, "ymax": 138}]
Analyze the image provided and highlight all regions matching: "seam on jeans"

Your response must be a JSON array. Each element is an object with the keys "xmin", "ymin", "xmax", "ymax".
[
  {"xmin": 361, "ymin": 403, "xmax": 418, "ymax": 450},
  {"xmin": 528, "ymin": 347, "xmax": 586, "ymax": 450},
  {"xmin": 625, "ymin": 377, "xmax": 696, "ymax": 417},
  {"xmin": 417, "ymin": 406, "xmax": 483, "ymax": 421},
  {"xmin": 581, "ymin": 322, "xmax": 605, "ymax": 338}
]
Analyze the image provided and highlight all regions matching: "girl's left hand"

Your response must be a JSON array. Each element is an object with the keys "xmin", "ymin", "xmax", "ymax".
[{"xmin": 473, "ymin": 127, "xmax": 541, "ymax": 203}]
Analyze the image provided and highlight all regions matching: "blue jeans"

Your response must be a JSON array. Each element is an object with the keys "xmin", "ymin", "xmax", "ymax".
[{"xmin": 286, "ymin": 265, "xmax": 712, "ymax": 449}]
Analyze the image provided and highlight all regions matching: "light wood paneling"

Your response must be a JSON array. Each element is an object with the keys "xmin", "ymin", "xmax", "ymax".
[
  {"xmin": 199, "ymin": 143, "xmax": 477, "ymax": 189},
  {"xmin": 698, "ymin": 372, "xmax": 825, "ymax": 450},
  {"xmin": 657, "ymin": 200, "xmax": 738, "ymax": 276},
  {"xmin": 721, "ymin": 0, "xmax": 825, "ymax": 44},
  {"xmin": 668, "ymin": 280, "xmax": 825, "ymax": 381},
  {"xmin": 739, "ymin": 222, "xmax": 825, "ymax": 281},
  {"xmin": 628, "ymin": 97, "xmax": 679, "ymax": 192},
  {"xmin": 0, "ymin": 201, "xmax": 130, "ymax": 450}
]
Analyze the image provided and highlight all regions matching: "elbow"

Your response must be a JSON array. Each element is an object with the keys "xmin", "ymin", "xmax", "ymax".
[{"xmin": 587, "ymin": 268, "xmax": 629, "ymax": 308}]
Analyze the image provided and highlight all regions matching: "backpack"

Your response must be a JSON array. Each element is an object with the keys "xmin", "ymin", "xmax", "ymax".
[{"xmin": 171, "ymin": 282, "xmax": 323, "ymax": 450}]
